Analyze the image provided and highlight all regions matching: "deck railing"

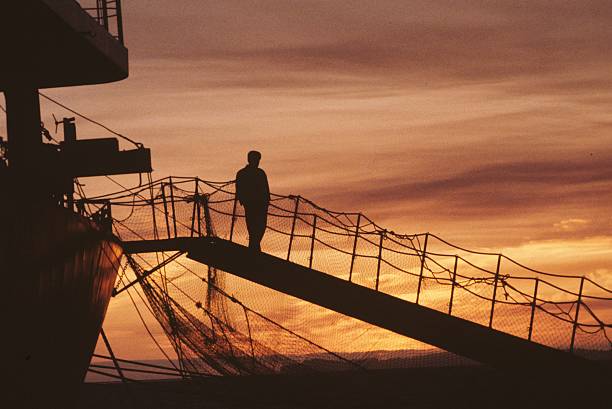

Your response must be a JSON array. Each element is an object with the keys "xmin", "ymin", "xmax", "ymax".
[{"xmin": 77, "ymin": 0, "xmax": 125, "ymax": 44}]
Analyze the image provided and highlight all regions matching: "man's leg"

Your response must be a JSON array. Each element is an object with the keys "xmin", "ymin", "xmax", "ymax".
[
  {"xmin": 252, "ymin": 206, "xmax": 268, "ymax": 251},
  {"xmin": 245, "ymin": 206, "xmax": 257, "ymax": 249}
]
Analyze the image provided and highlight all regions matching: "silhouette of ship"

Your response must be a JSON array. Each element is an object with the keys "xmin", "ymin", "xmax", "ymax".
[{"xmin": 0, "ymin": 2, "xmax": 149, "ymax": 407}]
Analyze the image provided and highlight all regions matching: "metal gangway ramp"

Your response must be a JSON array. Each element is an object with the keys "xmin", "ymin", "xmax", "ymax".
[
  {"xmin": 123, "ymin": 236, "xmax": 599, "ymax": 374},
  {"xmin": 86, "ymin": 176, "xmax": 611, "ymax": 377}
]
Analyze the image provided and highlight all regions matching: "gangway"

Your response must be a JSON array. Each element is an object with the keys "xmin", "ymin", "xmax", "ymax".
[{"xmin": 121, "ymin": 236, "xmax": 602, "ymax": 376}]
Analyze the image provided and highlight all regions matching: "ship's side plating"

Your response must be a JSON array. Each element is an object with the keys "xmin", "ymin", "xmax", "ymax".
[{"xmin": 2, "ymin": 202, "xmax": 123, "ymax": 408}]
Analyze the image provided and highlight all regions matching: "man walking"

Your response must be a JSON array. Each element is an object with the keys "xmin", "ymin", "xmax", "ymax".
[{"xmin": 235, "ymin": 150, "xmax": 270, "ymax": 251}]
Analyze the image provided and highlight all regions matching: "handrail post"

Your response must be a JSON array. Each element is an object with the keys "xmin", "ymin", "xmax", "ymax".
[
  {"xmin": 287, "ymin": 196, "xmax": 300, "ymax": 261},
  {"xmin": 202, "ymin": 194, "xmax": 212, "ymax": 237},
  {"xmin": 348, "ymin": 213, "xmax": 362, "ymax": 282},
  {"xmin": 168, "ymin": 177, "xmax": 178, "ymax": 238},
  {"xmin": 570, "ymin": 276, "xmax": 585, "ymax": 353},
  {"xmin": 309, "ymin": 214, "xmax": 317, "ymax": 269},
  {"xmin": 196, "ymin": 194, "xmax": 202, "ymax": 237},
  {"xmin": 489, "ymin": 254, "xmax": 502, "ymax": 328},
  {"xmin": 101, "ymin": 0, "xmax": 109, "ymax": 30},
  {"xmin": 149, "ymin": 184, "xmax": 159, "ymax": 240},
  {"xmin": 190, "ymin": 180, "xmax": 198, "ymax": 237},
  {"xmin": 448, "ymin": 255, "xmax": 458, "ymax": 315},
  {"xmin": 115, "ymin": 0, "xmax": 125, "ymax": 44},
  {"xmin": 528, "ymin": 278, "xmax": 539, "ymax": 341},
  {"xmin": 160, "ymin": 182, "xmax": 172, "ymax": 239},
  {"xmin": 196, "ymin": 180, "xmax": 203, "ymax": 236},
  {"xmin": 229, "ymin": 195, "xmax": 238, "ymax": 242},
  {"xmin": 415, "ymin": 233, "xmax": 429, "ymax": 304},
  {"xmin": 375, "ymin": 230, "xmax": 385, "ymax": 291}
]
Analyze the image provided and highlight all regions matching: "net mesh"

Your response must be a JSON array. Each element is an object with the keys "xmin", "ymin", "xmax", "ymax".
[{"xmin": 82, "ymin": 176, "xmax": 611, "ymax": 376}]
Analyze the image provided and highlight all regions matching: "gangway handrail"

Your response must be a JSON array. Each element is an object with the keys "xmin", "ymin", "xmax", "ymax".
[{"xmin": 80, "ymin": 175, "xmax": 611, "ymax": 356}]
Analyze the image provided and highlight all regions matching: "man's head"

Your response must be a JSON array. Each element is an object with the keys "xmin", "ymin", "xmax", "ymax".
[{"xmin": 247, "ymin": 150, "xmax": 262, "ymax": 167}]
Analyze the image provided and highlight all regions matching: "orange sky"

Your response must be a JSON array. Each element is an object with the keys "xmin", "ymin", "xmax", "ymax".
[{"xmin": 2, "ymin": 1, "xmax": 611, "ymax": 363}]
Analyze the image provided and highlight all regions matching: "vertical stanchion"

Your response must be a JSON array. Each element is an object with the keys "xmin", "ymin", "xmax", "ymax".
[
  {"xmin": 309, "ymin": 214, "xmax": 317, "ymax": 269},
  {"xmin": 196, "ymin": 182, "xmax": 202, "ymax": 236},
  {"xmin": 287, "ymin": 196, "xmax": 300, "ymax": 261},
  {"xmin": 202, "ymin": 194, "xmax": 212, "ymax": 237},
  {"xmin": 100, "ymin": 0, "xmax": 109, "ymax": 30},
  {"xmin": 161, "ymin": 183, "xmax": 172, "ymax": 239},
  {"xmin": 348, "ymin": 214, "xmax": 362, "ymax": 282},
  {"xmin": 570, "ymin": 276, "xmax": 585, "ymax": 353},
  {"xmin": 415, "ymin": 233, "xmax": 429, "ymax": 304},
  {"xmin": 229, "ymin": 196, "xmax": 238, "ymax": 242},
  {"xmin": 489, "ymin": 254, "xmax": 502, "ymax": 328},
  {"xmin": 528, "ymin": 278, "xmax": 539, "ymax": 341},
  {"xmin": 375, "ymin": 231, "xmax": 384, "ymax": 291},
  {"xmin": 115, "ymin": 0, "xmax": 125, "ymax": 44},
  {"xmin": 149, "ymin": 182, "xmax": 159, "ymax": 240},
  {"xmin": 190, "ymin": 180, "xmax": 198, "ymax": 237},
  {"xmin": 96, "ymin": 0, "xmax": 101, "ymax": 22},
  {"xmin": 448, "ymin": 255, "xmax": 458, "ymax": 315},
  {"xmin": 168, "ymin": 177, "xmax": 178, "ymax": 238}
]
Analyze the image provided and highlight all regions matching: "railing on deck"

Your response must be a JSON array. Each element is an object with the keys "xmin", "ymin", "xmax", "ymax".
[
  {"xmin": 79, "ymin": 176, "xmax": 612, "ymax": 357},
  {"xmin": 77, "ymin": 0, "xmax": 125, "ymax": 44}
]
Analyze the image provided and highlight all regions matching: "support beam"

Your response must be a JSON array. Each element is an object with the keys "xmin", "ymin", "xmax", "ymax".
[{"xmin": 4, "ymin": 88, "xmax": 42, "ymax": 174}]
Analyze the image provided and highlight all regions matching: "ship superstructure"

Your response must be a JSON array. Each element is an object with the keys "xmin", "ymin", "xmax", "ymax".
[{"xmin": 0, "ymin": 2, "xmax": 150, "ymax": 408}]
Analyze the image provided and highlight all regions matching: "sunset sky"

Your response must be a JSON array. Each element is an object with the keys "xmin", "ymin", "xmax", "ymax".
[{"xmin": 2, "ymin": 1, "xmax": 611, "ymax": 362}]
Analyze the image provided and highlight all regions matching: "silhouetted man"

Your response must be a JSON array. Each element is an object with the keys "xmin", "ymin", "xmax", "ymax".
[{"xmin": 236, "ymin": 151, "xmax": 270, "ymax": 251}]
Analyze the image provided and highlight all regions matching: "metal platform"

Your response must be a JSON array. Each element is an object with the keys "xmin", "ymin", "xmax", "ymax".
[{"xmin": 0, "ymin": 0, "xmax": 128, "ymax": 91}]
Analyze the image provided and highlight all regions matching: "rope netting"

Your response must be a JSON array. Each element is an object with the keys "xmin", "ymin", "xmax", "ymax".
[{"xmin": 83, "ymin": 175, "xmax": 611, "ymax": 376}]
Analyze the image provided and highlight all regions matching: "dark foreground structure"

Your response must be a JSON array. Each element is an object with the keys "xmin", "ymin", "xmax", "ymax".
[
  {"xmin": 1, "ymin": 1, "xmax": 150, "ymax": 408},
  {"xmin": 78, "ymin": 365, "xmax": 611, "ymax": 409}
]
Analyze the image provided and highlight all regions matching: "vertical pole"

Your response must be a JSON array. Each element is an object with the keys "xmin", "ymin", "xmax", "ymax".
[
  {"xmin": 489, "ymin": 254, "xmax": 502, "ymax": 329},
  {"xmin": 196, "ymin": 192, "xmax": 202, "ymax": 237},
  {"xmin": 348, "ymin": 214, "xmax": 362, "ymax": 282},
  {"xmin": 115, "ymin": 0, "xmax": 125, "ymax": 44},
  {"xmin": 570, "ymin": 276, "xmax": 585, "ymax": 353},
  {"xmin": 309, "ymin": 215, "xmax": 317, "ymax": 269},
  {"xmin": 448, "ymin": 255, "xmax": 458, "ymax": 315},
  {"xmin": 168, "ymin": 177, "xmax": 178, "ymax": 238},
  {"xmin": 150, "ymin": 184, "xmax": 159, "ymax": 240},
  {"xmin": 62, "ymin": 117, "xmax": 77, "ymax": 209},
  {"xmin": 287, "ymin": 196, "xmax": 300, "ymax": 261},
  {"xmin": 375, "ymin": 231, "xmax": 384, "ymax": 291},
  {"xmin": 229, "ymin": 196, "xmax": 238, "ymax": 242},
  {"xmin": 415, "ymin": 233, "xmax": 429, "ymax": 304},
  {"xmin": 528, "ymin": 278, "xmax": 539, "ymax": 341},
  {"xmin": 96, "ymin": 0, "xmax": 102, "ymax": 23},
  {"xmin": 190, "ymin": 180, "xmax": 198, "ymax": 237},
  {"xmin": 101, "ymin": 0, "xmax": 109, "ymax": 30},
  {"xmin": 160, "ymin": 183, "xmax": 171, "ymax": 239},
  {"xmin": 202, "ymin": 194, "xmax": 212, "ymax": 237}
]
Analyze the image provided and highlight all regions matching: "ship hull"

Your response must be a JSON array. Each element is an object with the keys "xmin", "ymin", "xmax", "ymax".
[{"xmin": 1, "ymin": 203, "xmax": 122, "ymax": 408}]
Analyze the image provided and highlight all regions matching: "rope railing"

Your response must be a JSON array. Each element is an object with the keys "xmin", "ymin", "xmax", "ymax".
[{"xmin": 83, "ymin": 176, "xmax": 612, "ymax": 355}]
